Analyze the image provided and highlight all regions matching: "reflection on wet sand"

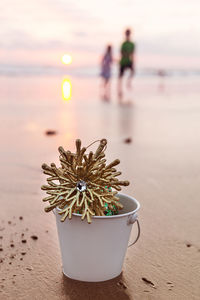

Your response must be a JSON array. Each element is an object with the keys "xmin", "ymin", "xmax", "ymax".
[
  {"xmin": 117, "ymin": 103, "xmax": 134, "ymax": 138},
  {"xmin": 62, "ymin": 78, "xmax": 72, "ymax": 101}
]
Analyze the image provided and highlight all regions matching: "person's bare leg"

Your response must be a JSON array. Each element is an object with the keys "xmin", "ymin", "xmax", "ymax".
[
  {"xmin": 100, "ymin": 79, "xmax": 105, "ymax": 100},
  {"xmin": 100, "ymin": 79, "xmax": 107, "ymax": 101},
  {"xmin": 106, "ymin": 80, "xmax": 111, "ymax": 100},
  {"xmin": 118, "ymin": 77, "xmax": 123, "ymax": 102},
  {"xmin": 127, "ymin": 69, "xmax": 134, "ymax": 89},
  {"xmin": 104, "ymin": 79, "xmax": 111, "ymax": 101}
]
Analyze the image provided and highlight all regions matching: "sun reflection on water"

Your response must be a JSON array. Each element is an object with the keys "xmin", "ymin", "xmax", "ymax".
[{"xmin": 62, "ymin": 78, "xmax": 72, "ymax": 101}]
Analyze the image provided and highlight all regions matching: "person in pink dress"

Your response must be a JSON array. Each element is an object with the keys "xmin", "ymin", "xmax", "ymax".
[{"xmin": 100, "ymin": 45, "xmax": 113, "ymax": 100}]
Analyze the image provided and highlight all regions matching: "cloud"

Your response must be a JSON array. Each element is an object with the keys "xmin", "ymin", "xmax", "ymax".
[
  {"xmin": 0, "ymin": 29, "xmax": 65, "ymax": 50},
  {"xmin": 138, "ymin": 30, "xmax": 200, "ymax": 57},
  {"xmin": 73, "ymin": 31, "xmax": 88, "ymax": 37}
]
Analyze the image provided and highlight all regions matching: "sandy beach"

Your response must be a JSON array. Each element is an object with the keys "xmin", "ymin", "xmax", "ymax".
[{"xmin": 0, "ymin": 74, "xmax": 200, "ymax": 299}]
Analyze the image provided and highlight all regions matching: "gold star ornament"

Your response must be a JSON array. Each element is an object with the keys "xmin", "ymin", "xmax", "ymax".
[{"xmin": 41, "ymin": 139, "xmax": 129, "ymax": 223}]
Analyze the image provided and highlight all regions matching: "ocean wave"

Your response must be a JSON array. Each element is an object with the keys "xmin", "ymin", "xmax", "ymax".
[{"xmin": 0, "ymin": 64, "xmax": 200, "ymax": 78}]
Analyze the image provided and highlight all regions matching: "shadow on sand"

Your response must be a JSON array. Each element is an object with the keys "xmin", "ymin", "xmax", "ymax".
[{"xmin": 61, "ymin": 272, "xmax": 131, "ymax": 300}]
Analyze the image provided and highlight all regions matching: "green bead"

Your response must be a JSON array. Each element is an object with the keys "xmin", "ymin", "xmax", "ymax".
[
  {"xmin": 106, "ymin": 212, "xmax": 110, "ymax": 216},
  {"xmin": 106, "ymin": 210, "xmax": 112, "ymax": 216}
]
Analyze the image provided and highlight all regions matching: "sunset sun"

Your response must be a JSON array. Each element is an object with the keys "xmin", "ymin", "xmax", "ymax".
[{"xmin": 62, "ymin": 54, "xmax": 72, "ymax": 65}]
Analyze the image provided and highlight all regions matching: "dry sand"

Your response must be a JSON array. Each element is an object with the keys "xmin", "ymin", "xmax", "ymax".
[{"xmin": 0, "ymin": 75, "xmax": 200, "ymax": 299}]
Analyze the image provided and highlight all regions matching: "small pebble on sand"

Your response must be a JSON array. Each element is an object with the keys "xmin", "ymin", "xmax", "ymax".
[
  {"xmin": 45, "ymin": 130, "xmax": 57, "ymax": 136},
  {"xmin": 21, "ymin": 239, "xmax": 27, "ymax": 243},
  {"xmin": 117, "ymin": 280, "xmax": 127, "ymax": 289},
  {"xmin": 124, "ymin": 137, "xmax": 132, "ymax": 144},
  {"xmin": 31, "ymin": 235, "xmax": 38, "ymax": 240},
  {"xmin": 142, "ymin": 277, "xmax": 156, "ymax": 289}
]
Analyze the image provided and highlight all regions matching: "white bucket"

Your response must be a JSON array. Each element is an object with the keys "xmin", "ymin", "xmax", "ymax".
[{"xmin": 54, "ymin": 193, "xmax": 140, "ymax": 282}]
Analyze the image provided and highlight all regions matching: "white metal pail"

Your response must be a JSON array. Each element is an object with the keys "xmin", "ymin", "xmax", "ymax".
[{"xmin": 54, "ymin": 193, "xmax": 140, "ymax": 282}]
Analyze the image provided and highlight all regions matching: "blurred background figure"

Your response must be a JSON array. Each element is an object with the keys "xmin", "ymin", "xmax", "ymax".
[
  {"xmin": 118, "ymin": 29, "xmax": 135, "ymax": 100},
  {"xmin": 157, "ymin": 69, "xmax": 167, "ymax": 91},
  {"xmin": 100, "ymin": 45, "xmax": 113, "ymax": 101}
]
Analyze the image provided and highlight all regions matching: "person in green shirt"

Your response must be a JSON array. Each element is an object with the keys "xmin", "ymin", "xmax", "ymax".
[{"xmin": 118, "ymin": 29, "xmax": 135, "ymax": 99}]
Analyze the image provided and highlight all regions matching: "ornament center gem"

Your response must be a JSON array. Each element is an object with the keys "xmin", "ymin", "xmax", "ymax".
[{"xmin": 76, "ymin": 180, "xmax": 87, "ymax": 192}]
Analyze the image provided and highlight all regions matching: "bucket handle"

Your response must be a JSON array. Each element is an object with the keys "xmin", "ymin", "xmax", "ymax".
[{"xmin": 127, "ymin": 214, "xmax": 140, "ymax": 247}]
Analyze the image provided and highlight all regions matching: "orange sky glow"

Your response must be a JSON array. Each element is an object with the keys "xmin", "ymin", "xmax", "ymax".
[{"xmin": 1, "ymin": 0, "xmax": 200, "ymax": 70}]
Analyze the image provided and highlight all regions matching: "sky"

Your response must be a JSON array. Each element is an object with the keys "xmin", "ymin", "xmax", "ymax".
[{"xmin": 0, "ymin": 0, "xmax": 200, "ymax": 70}]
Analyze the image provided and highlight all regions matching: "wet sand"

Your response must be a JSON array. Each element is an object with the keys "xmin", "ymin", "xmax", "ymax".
[{"xmin": 0, "ymin": 75, "xmax": 200, "ymax": 299}]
